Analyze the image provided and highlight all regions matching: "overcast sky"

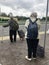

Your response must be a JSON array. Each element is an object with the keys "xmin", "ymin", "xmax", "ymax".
[{"xmin": 0, "ymin": 0, "xmax": 49, "ymax": 18}]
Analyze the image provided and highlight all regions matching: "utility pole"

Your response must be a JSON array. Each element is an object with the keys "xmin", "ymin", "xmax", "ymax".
[
  {"xmin": 0, "ymin": 8, "xmax": 1, "ymax": 16},
  {"xmin": 44, "ymin": 0, "xmax": 48, "ymax": 56},
  {"xmin": 0, "ymin": 7, "xmax": 3, "ymax": 43}
]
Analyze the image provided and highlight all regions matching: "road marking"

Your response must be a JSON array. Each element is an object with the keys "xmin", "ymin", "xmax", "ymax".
[
  {"xmin": 39, "ymin": 31, "xmax": 45, "ymax": 34},
  {"xmin": 0, "ymin": 31, "xmax": 48, "ymax": 41}
]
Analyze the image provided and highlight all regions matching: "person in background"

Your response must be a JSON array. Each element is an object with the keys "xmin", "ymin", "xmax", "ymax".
[
  {"xmin": 3, "ymin": 13, "xmax": 19, "ymax": 43},
  {"xmin": 25, "ymin": 12, "xmax": 41, "ymax": 61}
]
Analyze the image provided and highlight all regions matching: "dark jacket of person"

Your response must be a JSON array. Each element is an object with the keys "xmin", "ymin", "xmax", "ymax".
[{"xmin": 3, "ymin": 18, "xmax": 19, "ymax": 31}]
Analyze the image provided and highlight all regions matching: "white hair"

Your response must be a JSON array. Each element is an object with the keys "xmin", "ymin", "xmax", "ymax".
[{"xmin": 30, "ymin": 12, "xmax": 37, "ymax": 18}]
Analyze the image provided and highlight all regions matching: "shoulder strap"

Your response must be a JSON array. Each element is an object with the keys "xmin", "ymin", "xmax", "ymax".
[{"xmin": 29, "ymin": 18, "xmax": 38, "ymax": 24}]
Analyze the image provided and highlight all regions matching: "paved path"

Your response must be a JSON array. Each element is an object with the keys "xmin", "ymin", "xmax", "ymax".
[
  {"xmin": 0, "ymin": 34, "xmax": 49, "ymax": 65},
  {"xmin": 0, "ymin": 31, "xmax": 48, "ymax": 41}
]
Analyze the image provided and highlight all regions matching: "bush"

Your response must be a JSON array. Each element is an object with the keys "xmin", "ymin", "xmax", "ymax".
[{"xmin": 0, "ymin": 18, "xmax": 9, "ymax": 23}]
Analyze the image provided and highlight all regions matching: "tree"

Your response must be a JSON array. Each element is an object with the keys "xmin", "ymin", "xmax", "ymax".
[
  {"xmin": 42, "ymin": 17, "xmax": 46, "ymax": 21},
  {"xmin": 8, "ymin": 13, "xmax": 13, "ymax": 17},
  {"xmin": 1, "ymin": 13, "xmax": 7, "ymax": 17}
]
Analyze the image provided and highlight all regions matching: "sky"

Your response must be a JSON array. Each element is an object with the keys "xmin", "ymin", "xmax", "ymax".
[{"xmin": 0, "ymin": 0, "xmax": 49, "ymax": 18}]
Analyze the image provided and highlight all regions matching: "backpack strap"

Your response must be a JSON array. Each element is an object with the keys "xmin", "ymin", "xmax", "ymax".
[{"xmin": 29, "ymin": 18, "xmax": 38, "ymax": 24}]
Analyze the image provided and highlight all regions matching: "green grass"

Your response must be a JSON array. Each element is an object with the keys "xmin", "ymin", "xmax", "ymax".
[
  {"xmin": 41, "ymin": 21, "xmax": 49, "ymax": 24},
  {"xmin": 0, "ymin": 20, "xmax": 26, "ymax": 25},
  {"xmin": 1, "ymin": 20, "xmax": 49, "ymax": 25}
]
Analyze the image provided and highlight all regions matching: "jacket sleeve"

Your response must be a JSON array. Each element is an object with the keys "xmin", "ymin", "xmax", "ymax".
[
  {"xmin": 37, "ymin": 19, "xmax": 41, "ymax": 30},
  {"xmin": 25, "ymin": 19, "xmax": 30, "ymax": 29},
  {"xmin": 3, "ymin": 20, "xmax": 10, "ymax": 27}
]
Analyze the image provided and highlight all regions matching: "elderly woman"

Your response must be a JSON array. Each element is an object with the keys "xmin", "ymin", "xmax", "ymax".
[{"xmin": 25, "ymin": 12, "xmax": 41, "ymax": 61}]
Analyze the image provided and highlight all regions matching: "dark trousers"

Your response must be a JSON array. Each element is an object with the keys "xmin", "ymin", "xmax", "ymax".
[
  {"xmin": 26, "ymin": 38, "xmax": 39, "ymax": 58},
  {"xmin": 9, "ymin": 30, "xmax": 17, "ymax": 42}
]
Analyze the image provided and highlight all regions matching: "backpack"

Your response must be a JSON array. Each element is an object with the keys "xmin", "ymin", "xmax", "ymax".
[
  {"xmin": 37, "ymin": 45, "xmax": 44, "ymax": 57},
  {"xmin": 10, "ymin": 19, "xmax": 19, "ymax": 31},
  {"xmin": 27, "ymin": 19, "xmax": 38, "ymax": 39}
]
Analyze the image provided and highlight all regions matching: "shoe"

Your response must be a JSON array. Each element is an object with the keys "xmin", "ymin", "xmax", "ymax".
[
  {"xmin": 14, "ymin": 39, "xmax": 16, "ymax": 42},
  {"xmin": 33, "ymin": 57, "xmax": 36, "ymax": 60},
  {"xmin": 11, "ymin": 40, "xmax": 13, "ymax": 43},
  {"xmin": 25, "ymin": 56, "xmax": 32, "ymax": 61}
]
